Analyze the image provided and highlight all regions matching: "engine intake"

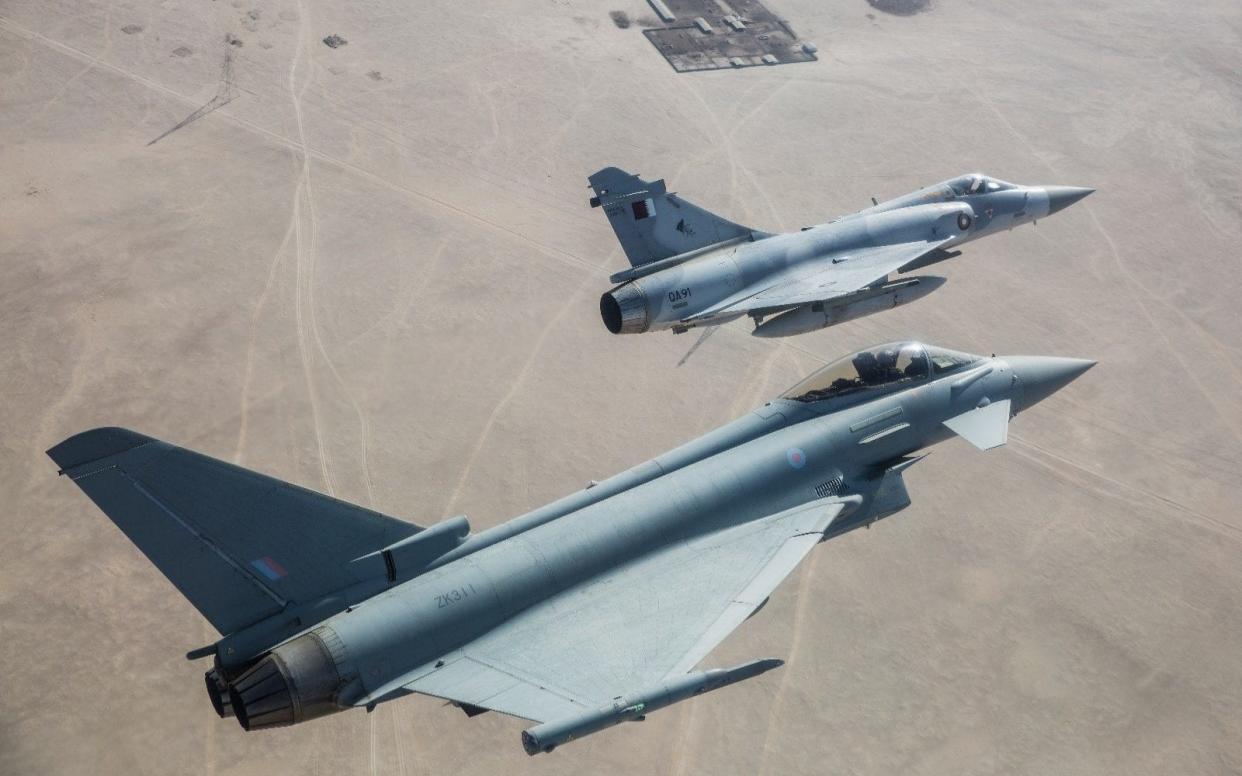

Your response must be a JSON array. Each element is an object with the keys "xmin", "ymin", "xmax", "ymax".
[
  {"xmin": 600, "ymin": 282, "xmax": 649, "ymax": 334},
  {"xmin": 227, "ymin": 628, "xmax": 350, "ymax": 731}
]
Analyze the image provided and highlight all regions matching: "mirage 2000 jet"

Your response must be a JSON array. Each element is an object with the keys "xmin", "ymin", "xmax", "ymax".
[
  {"xmin": 589, "ymin": 169, "xmax": 1093, "ymax": 338},
  {"xmin": 49, "ymin": 343, "xmax": 1092, "ymax": 755}
]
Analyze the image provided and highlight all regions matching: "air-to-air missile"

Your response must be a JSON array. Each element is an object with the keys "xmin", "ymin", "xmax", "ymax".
[
  {"xmin": 521, "ymin": 658, "xmax": 784, "ymax": 755},
  {"xmin": 588, "ymin": 168, "xmax": 1093, "ymax": 338},
  {"xmin": 49, "ymin": 342, "xmax": 1093, "ymax": 754}
]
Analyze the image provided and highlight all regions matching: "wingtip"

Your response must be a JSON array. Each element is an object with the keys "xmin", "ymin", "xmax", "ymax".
[
  {"xmin": 46, "ymin": 427, "xmax": 158, "ymax": 471},
  {"xmin": 741, "ymin": 657, "xmax": 786, "ymax": 676}
]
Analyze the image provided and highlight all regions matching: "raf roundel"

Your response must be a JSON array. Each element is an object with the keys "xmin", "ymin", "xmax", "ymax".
[
  {"xmin": 250, "ymin": 556, "xmax": 288, "ymax": 581},
  {"xmin": 786, "ymin": 447, "xmax": 807, "ymax": 469}
]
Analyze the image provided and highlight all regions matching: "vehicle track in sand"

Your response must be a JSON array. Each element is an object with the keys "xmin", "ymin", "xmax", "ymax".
[
  {"xmin": 968, "ymin": 84, "xmax": 1242, "ymax": 445},
  {"xmin": 438, "ymin": 274, "xmax": 596, "ymax": 520},
  {"xmin": 1009, "ymin": 433, "xmax": 1242, "ymax": 543},
  {"xmin": 290, "ymin": 10, "xmax": 320, "ymax": 467},
  {"xmin": 0, "ymin": 15, "xmax": 605, "ymax": 281},
  {"xmin": 233, "ymin": 199, "xmax": 297, "ymax": 463}
]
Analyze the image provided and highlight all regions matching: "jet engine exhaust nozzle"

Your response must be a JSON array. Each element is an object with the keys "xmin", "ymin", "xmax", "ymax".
[
  {"xmin": 205, "ymin": 665, "xmax": 235, "ymax": 718},
  {"xmin": 601, "ymin": 282, "xmax": 649, "ymax": 334},
  {"xmin": 227, "ymin": 629, "xmax": 348, "ymax": 731}
]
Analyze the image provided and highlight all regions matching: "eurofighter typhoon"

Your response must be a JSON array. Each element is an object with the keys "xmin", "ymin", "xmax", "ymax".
[
  {"xmin": 49, "ymin": 343, "xmax": 1093, "ymax": 754},
  {"xmin": 590, "ymin": 169, "xmax": 1093, "ymax": 337}
]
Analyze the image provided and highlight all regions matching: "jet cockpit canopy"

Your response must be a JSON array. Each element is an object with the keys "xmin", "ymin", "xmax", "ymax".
[
  {"xmin": 948, "ymin": 174, "xmax": 1017, "ymax": 196},
  {"xmin": 781, "ymin": 342, "xmax": 981, "ymax": 403}
]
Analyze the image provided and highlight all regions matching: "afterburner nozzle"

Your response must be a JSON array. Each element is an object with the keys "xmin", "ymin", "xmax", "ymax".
[
  {"xmin": 600, "ymin": 282, "xmax": 649, "ymax": 334},
  {"xmin": 226, "ymin": 629, "xmax": 348, "ymax": 731},
  {"xmin": 1005, "ymin": 356, "xmax": 1096, "ymax": 411}
]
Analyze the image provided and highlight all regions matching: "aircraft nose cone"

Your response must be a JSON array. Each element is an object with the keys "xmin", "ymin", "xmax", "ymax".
[
  {"xmin": 1006, "ymin": 356, "xmax": 1096, "ymax": 410},
  {"xmin": 1044, "ymin": 186, "xmax": 1095, "ymax": 215}
]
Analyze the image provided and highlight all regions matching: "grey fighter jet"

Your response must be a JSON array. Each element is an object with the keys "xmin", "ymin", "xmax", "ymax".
[
  {"xmin": 48, "ymin": 343, "xmax": 1093, "ymax": 754},
  {"xmin": 590, "ymin": 169, "xmax": 1093, "ymax": 337}
]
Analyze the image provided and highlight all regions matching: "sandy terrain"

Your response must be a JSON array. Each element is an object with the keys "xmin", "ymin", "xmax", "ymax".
[{"xmin": 2, "ymin": 0, "xmax": 1241, "ymax": 773}]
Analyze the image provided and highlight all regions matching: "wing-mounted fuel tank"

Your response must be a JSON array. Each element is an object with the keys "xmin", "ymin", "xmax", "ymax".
[{"xmin": 752, "ymin": 276, "xmax": 946, "ymax": 338}]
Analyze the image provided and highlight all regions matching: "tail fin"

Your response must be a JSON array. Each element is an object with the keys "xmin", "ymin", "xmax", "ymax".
[
  {"xmin": 588, "ymin": 167, "xmax": 762, "ymax": 267},
  {"xmin": 48, "ymin": 427, "xmax": 423, "ymax": 635}
]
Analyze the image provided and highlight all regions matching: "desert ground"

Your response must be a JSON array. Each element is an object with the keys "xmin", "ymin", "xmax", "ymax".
[{"xmin": 2, "ymin": 0, "xmax": 1241, "ymax": 773}]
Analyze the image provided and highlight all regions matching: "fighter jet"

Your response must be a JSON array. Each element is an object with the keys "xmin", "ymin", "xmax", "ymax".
[
  {"xmin": 48, "ymin": 343, "xmax": 1093, "ymax": 754},
  {"xmin": 590, "ymin": 169, "xmax": 1093, "ymax": 338}
]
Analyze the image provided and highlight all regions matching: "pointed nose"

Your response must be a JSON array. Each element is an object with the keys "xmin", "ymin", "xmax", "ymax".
[
  {"xmin": 1044, "ymin": 186, "xmax": 1095, "ymax": 215},
  {"xmin": 1005, "ymin": 356, "xmax": 1096, "ymax": 411}
]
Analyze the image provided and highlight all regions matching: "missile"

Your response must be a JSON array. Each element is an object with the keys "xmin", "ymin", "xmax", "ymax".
[
  {"xmin": 752, "ymin": 276, "xmax": 946, "ymax": 338},
  {"xmin": 521, "ymin": 658, "xmax": 784, "ymax": 755}
]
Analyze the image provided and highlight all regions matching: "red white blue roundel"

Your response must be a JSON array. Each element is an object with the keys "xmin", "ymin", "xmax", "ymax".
[{"xmin": 786, "ymin": 447, "xmax": 807, "ymax": 469}]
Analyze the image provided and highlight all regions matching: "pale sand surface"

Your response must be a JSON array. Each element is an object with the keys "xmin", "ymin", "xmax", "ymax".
[{"xmin": 2, "ymin": 0, "xmax": 1241, "ymax": 773}]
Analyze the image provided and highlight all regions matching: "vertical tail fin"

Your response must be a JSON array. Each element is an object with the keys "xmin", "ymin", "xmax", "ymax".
[{"xmin": 588, "ymin": 167, "xmax": 763, "ymax": 267}]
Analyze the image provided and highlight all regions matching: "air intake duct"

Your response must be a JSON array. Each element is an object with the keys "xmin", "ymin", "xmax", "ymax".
[
  {"xmin": 228, "ymin": 628, "xmax": 350, "ymax": 731},
  {"xmin": 600, "ymin": 282, "xmax": 649, "ymax": 334}
]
